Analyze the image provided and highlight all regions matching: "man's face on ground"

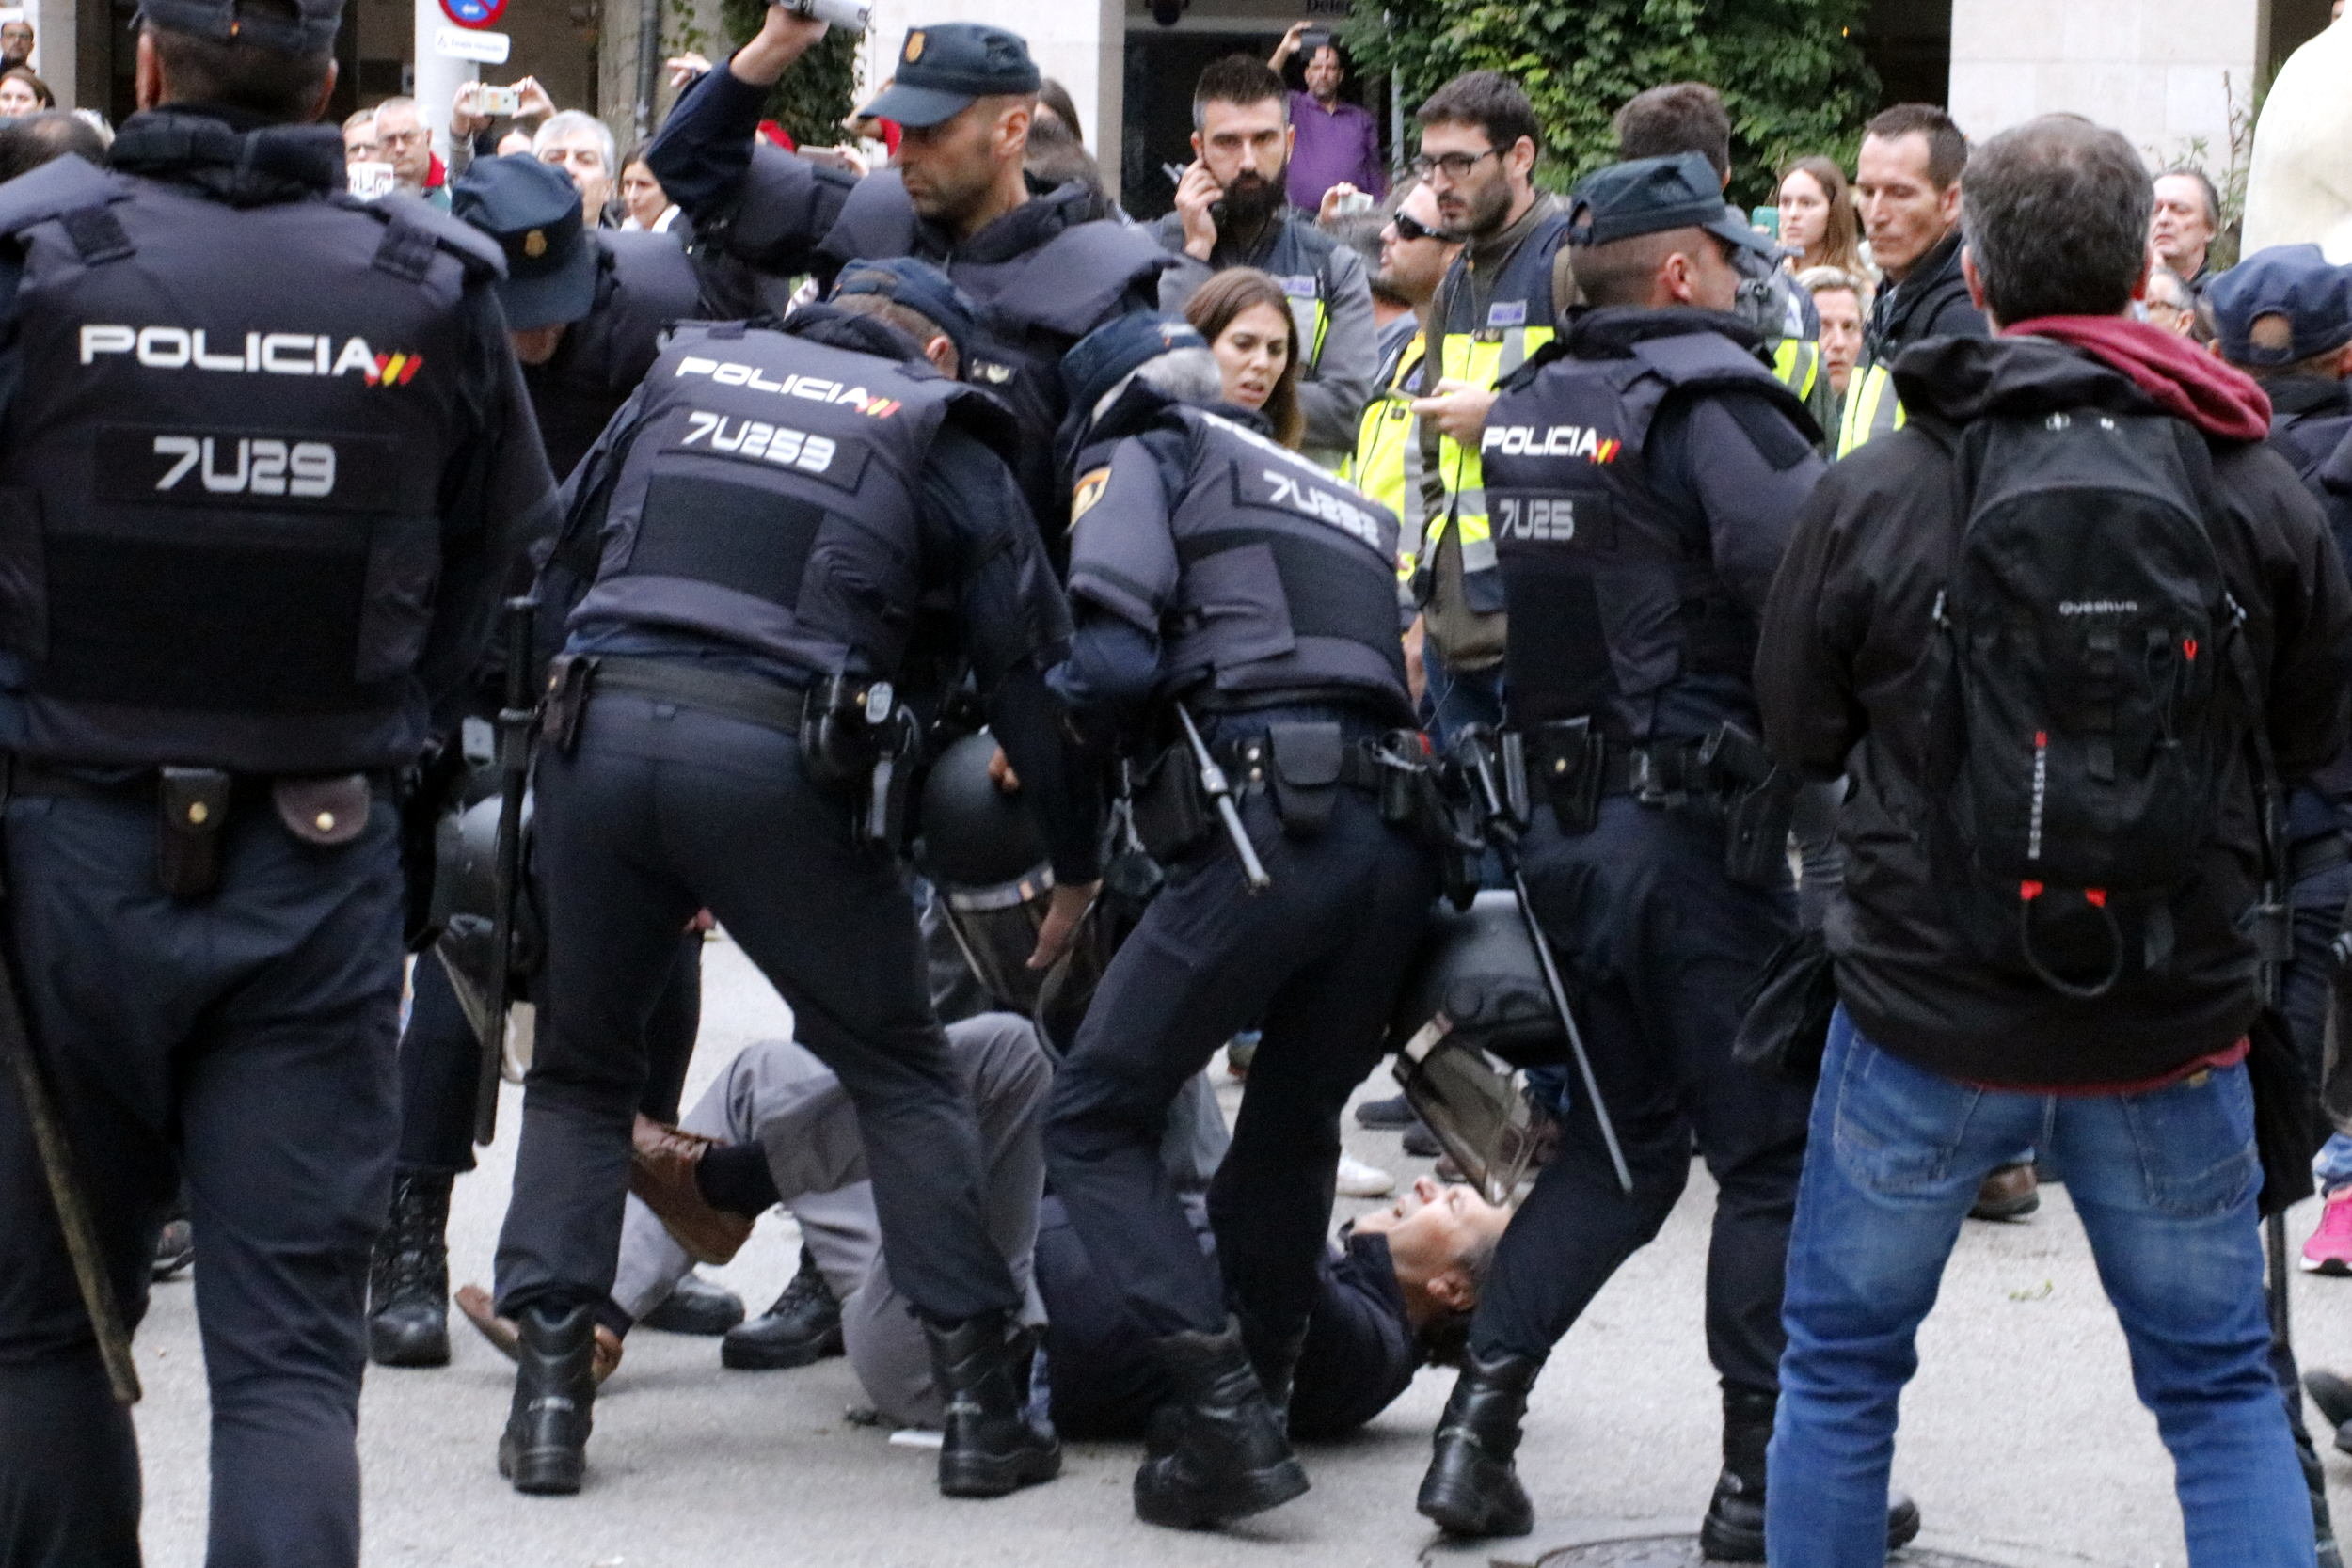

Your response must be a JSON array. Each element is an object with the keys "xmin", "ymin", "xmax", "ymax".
[
  {"xmin": 1418, "ymin": 120, "xmax": 1514, "ymax": 240},
  {"xmin": 1377, "ymin": 182, "xmax": 1457, "ymax": 307},
  {"xmin": 0, "ymin": 24, "xmax": 32, "ymax": 64},
  {"xmin": 897, "ymin": 97, "xmax": 1019, "ymax": 227},
  {"xmin": 1854, "ymin": 131, "xmax": 1957, "ymax": 280},
  {"xmin": 1194, "ymin": 95, "xmax": 1291, "ymax": 218},
  {"xmin": 1815, "ymin": 285, "xmax": 1863, "ymax": 393},
  {"xmin": 1350, "ymin": 1176, "xmax": 1509, "ymax": 1287},
  {"xmin": 2150, "ymin": 174, "xmax": 2215, "ymax": 275},
  {"xmin": 373, "ymin": 104, "xmax": 432, "ymax": 186},
  {"xmin": 1304, "ymin": 46, "xmax": 1343, "ymax": 103}
]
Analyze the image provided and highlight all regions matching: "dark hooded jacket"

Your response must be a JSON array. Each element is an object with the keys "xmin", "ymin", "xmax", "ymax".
[{"xmin": 1756, "ymin": 324, "xmax": 2352, "ymax": 1085}]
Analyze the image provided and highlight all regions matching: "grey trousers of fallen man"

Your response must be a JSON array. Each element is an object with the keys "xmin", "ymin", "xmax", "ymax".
[{"xmin": 615, "ymin": 1011, "xmax": 1051, "ymax": 1428}]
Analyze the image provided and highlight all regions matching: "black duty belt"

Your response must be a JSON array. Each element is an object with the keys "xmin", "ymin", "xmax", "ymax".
[
  {"xmin": 590, "ymin": 656, "xmax": 812, "ymax": 735},
  {"xmin": 1214, "ymin": 731, "xmax": 1393, "ymax": 795},
  {"xmin": 1523, "ymin": 726, "xmax": 1714, "ymax": 801},
  {"xmin": 6, "ymin": 757, "xmax": 394, "ymax": 807}
]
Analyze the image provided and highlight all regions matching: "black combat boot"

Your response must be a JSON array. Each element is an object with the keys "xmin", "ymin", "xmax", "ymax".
[
  {"xmin": 723, "ymin": 1247, "xmax": 846, "ymax": 1370},
  {"xmin": 1699, "ymin": 1386, "xmax": 1923, "ymax": 1561},
  {"xmin": 922, "ymin": 1311, "xmax": 1060, "ymax": 1498},
  {"xmin": 1134, "ymin": 1319, "xmax": 1309, "ymax": 1529},
  {"xmin": 640, "ymin": 1271, "xmax": 746, "ymax": 1336},
  {"xmin": 497, "ymin": 1303, "xmax": 598, "ymax": 1496},
  {"xmin": 1235, "ymin": 1309, "xmax": 1310, "ymax": 1424},
  {"xmin": 367, "ymin": 1171, "xmax": 453, "ymax": 1369},
  {"xmin": 1416, "ymin": 1349, "xmax": 1540, "ymax": 1538}
]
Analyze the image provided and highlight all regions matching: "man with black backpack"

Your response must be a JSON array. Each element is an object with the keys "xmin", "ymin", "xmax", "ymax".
[{"xmin": 1757, "ymin": 115, "xmax": 2352, "ymax": 1568}]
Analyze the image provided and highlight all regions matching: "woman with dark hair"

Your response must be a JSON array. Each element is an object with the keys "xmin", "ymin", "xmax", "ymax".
[
  {"xmin": 1183, "ymin": 266, "xmax": 1304, "ymax": 449},
  {"xmin": 1777, "ymin": 153, "xmax": 1868, "ymax": 280},
  {"xmin": 616, "ymin": 140, "xmax": 682, "ymax": 234},
  {"xmin": 0, "ymin": 67, "xmax": 55, "ymax": 117},
  {"xmin": 1036, "ymin": 77, "xmax": 1085, "ymax": 145}
]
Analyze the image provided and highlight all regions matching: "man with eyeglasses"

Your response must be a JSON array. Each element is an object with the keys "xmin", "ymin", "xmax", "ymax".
[
  {"xmin": 370, "ymin": 95, "xmax": 449, "ymax": 209},
  {"xmin": 1156, "ymin": 54, "xmax": 1376, "ymax": 470},
  {"xmin": 1402, "ymin": 71, "xmax": 1579, "ymax": 749}
]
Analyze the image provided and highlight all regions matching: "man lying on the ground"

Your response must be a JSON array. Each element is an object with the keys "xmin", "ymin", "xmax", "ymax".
[{"xmin": 458, "ymin": 1014, "xmax": 1508, "ymax": 1437}]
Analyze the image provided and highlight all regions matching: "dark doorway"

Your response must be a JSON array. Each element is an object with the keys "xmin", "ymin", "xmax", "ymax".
[
  {"xmin": 1858, "ymin": 0, "xmax": 1950, "ymax": 109},
  {"xmin": 92, "ymin": 0, "xmax": 359, "ymax": 128},
  {"xmin": 1122, "ymin": 29, "xmax": 1275, "ymax": 224},
  {"xmin": 2266, "ymin": 0, "xmax": 2335, "ymax": 70}
]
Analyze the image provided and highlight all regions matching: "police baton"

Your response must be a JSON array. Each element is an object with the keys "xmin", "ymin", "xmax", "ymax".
[
  {"xmin": 1452, "ymin": 726, "xmax": 1635, "ymax": 1195},
  {"xmin": 1176, "ymin": 705, "xmax": 1271, "ymax": 895},
  {"xmin": 474, "ymin": 595, "xmax": 538, "ymax": 1147},
  {"xmin": 0, "ymin": 917, "xmax": 141, "ymax": 1403}
]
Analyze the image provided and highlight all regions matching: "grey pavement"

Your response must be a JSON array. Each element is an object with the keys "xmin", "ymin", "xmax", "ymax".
[{"xmin": 129, "ymin": 935, "xmax": 2352, "ymax": 1567}]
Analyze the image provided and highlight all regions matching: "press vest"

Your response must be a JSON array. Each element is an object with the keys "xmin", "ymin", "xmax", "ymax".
[
  {"xmin": 1836, "ymin": 357, "xmax": 1905, "ymax": 456},
  {"xmin": 0, "ymin": 156, "xmax": 495, "ymax": 772},
  {"xmin": 1420, "ymin": 212, "xmax": 1570, "ymax": 614},
  {"xmin": 1071, "ymin": 403, "xmax": 1409, "ymax": 715},
  {"xmin": 1346, "ymin": 328, "xmax": 1426, "ymax": 605},
  {"xmin": 568, "ymin": 322, "xmax": 977, "ymax": 682},
  {"xmin": 1485, "ymin": 328, "xmax": 1805, "ymax": 742},
  {"xmin": 1154, "ymin": 211, "xmax": 1341, "ymax": 378}
]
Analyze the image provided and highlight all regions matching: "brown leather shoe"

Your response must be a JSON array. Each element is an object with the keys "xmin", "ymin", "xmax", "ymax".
[
  {"xmin": 454, "ymin": 1285, "xmax": 623, "ymax": 1386},
  {"xmin": 628, "ymin": 1115, "xmax": 755, "ymax": 1265},
  {"xmin": 1969, "ymin": 1161, "xmax": 2041, "ymax": 1222}
]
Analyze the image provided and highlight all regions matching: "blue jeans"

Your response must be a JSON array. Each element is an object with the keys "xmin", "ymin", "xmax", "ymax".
[{"xmin": 1768, "ymin": 1009, "xmax": 2312, "ymax": 1568}]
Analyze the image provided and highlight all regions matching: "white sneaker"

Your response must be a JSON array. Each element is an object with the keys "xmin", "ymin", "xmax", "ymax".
[{"xmin": 1335, "ymin": 1153, "xmax": 1395, "ymax": 1198}]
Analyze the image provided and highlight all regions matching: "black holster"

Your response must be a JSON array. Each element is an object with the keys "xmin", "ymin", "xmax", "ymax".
[
  {"xmin": 539, "ymin": 653, "xmax": 597, "ymax": 754},
  {"xmin": 1702, "ymin": 722, "xmax": 1799, "ymax": 890},
  {"xmin": 1527, "ymin": 718, "xmax": 1605, "ymax": 835},
  {"xmin": 795, "ymin": 674, "xmax": 917, "ymax": 853},
  {"xmin": 1129, "ymin": 743, "xmax": 1210, "ymax": 862},
  {"xmin": 157, "ymin": 767, "xmax": 232, "ymax": 901},
  {"xmin": 1264, "ymin": 722, "xmax": 1342, "ymax": 839}
]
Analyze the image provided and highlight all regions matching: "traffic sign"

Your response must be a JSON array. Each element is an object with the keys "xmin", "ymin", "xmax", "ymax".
[{"xmin": 439, "ymin": 0, "xmax": 505, "ymax": 29}]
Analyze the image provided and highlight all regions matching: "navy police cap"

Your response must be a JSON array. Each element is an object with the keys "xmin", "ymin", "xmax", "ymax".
[
  {"xmin": 1567, "ymin": 152, "xmax": 1776, "ymax": 259},
  {"xmin": 138, "ymin": 0, "xmax": 342, "ymax": 55},
  {"xmin": 2207, "ymin": 244, "xmax": 2352, "ymax": 368},
  {"xmin": 857, "ymin": 23, "xmax": 1041, "ymax": 130},
  {"xmin": 451, "ymin": 155, "xmax": 599, "ymax": 332},
  {"xmin": 1062, "ymin": 313, "xmax": 1207, "ymax": 420},
  {"xmin": 833, "ymin": 256, "xmax": 981, "ymax": 365}
]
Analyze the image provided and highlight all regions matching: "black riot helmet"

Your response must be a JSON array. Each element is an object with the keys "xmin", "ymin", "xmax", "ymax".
[
  {"xmin": 919, "ymin": 727, "xmax": 1046, "ymax": 889},
  {"xmin": 1387, "ymin": 890, "xmax": 1565, "ymax": 1069}
]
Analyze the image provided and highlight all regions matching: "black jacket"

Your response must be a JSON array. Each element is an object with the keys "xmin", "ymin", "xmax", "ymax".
[
  {"xmin": 1861, "ymin": 229, "xmax": 1986, "ymax": 364},
  {"xmin": 1757, "ymin": 333, "xmax": 2352, "ymax": 1085},
  {"xmin": 1034, "ymin": 1195, "xmax": 1419, "ymax": 1442}
]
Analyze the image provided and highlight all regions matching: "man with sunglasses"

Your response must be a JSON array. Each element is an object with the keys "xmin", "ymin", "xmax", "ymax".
[
  {"xmin": 1402, "ymin": 71, "xmax": 1579, "ymax": 749},
  {"xmin": 1346, "ymin": 179, "xmax": 1462, "ymax": 631}
]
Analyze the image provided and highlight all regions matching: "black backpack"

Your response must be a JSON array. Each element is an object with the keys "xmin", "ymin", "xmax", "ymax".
[{"xmin": 1926, "ymin": 406, "xmax": 2265, "ymax": 998}]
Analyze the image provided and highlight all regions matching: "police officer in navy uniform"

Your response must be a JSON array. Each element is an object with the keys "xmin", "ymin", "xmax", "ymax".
[
  {"xmin": 367, "ymin": 152, "xmax": 722, "ymax": 1372},
  {"xmin": 1041, "ymin": 315, "xmax": 1438, "ymax": 1529},
  {"xmin": 644, "ymin": 10, "xmax": 1169, "ymax": 534},
  {"xmin": 0, "ymin": 0, "xmax": 552, "ymax": 1561},
  {"xmin": 1408, "ymin": 156, "xmax": 1915, "ymax": 1558},
  {"xmin": 453, "ymin": 156, "xmax": 707, "ymax": 483},
  {"xmin": 490, "ymin": 258, "xmax": 1099, "ymax": 1499}
]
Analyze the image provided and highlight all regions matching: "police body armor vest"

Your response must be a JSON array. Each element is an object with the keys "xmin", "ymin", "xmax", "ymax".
[
  {"xmin": 528, "ymin": 230, "xmax": 703, "ymax": 482},
  {"xmin": 1074, "ymin": 402, "xmax": 1409, "ymax": 715},
  {"xmin": 1484, "ymin": 328, "xmax": 1803, "ymax": 742},
  {"xmin": 568, "ymin": 321, "xmax": 975, "ymax": 682},
  {"xmin": 1422, "ymin": 213, "xmax": 1570, "ymax": 615},
  {"xmin": 823, "ymin": 180, "xmax": 1167, "ymax": 528},
  {"xmin": 0, "ymin": 154, "xmax": 496, "ymax": 773}
]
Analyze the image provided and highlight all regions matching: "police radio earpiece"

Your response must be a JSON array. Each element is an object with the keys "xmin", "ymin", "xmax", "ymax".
[{"xmin": 781, "ymin": 0, "xmax": 870, "ymax": 30}]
